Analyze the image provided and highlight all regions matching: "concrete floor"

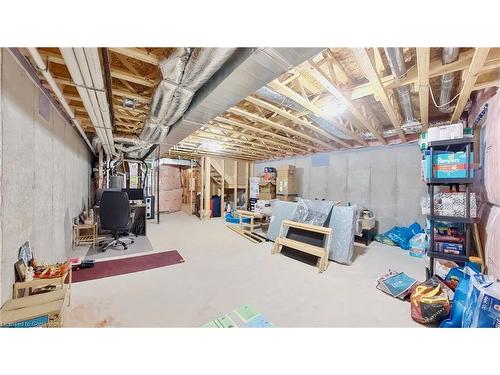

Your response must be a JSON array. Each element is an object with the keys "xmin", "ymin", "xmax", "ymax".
[{"xmin": 65, "ymin": 211, "xmax": 426, "ymax": 327}]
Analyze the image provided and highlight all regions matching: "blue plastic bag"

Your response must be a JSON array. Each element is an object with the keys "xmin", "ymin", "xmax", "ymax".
[
  {"xmin": 440, "ymin": 264, "xmax": 479, "ymax": 328},
  {"xmin": 375, "ymin": 222, "xmax": 423, "ymax": 250},
  {"xmin": 462, "ymin": 274, "xmax": 500, "ymax": 328}
]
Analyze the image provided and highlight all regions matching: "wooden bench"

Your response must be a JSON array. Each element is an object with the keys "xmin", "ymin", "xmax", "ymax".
[
  {"xmin": 235, "ymin": 210, "xmax": 264, "ymax": 232},
  {"xmin": 272, "ymin": 220, "xmax": 332, "ymax": 273}
]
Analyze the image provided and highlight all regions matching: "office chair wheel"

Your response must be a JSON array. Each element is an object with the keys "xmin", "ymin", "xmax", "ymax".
[
  {"xmin": 124, "ymin": 246, "xmax": 128, "ymax": 250},
  {"xmin": 131, "ymin": 239, "xmax": 135, "ymax": 244}
]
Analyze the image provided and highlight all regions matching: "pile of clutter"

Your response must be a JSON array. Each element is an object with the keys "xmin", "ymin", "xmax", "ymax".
[{"xmin": 377, "ymin": 262, "xmax": 500, "ymax": 328}]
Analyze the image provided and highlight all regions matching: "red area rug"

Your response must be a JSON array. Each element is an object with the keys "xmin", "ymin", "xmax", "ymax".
[{"xmin": 71, "ymin": 251, "xmax": 184, "ymax": 283}]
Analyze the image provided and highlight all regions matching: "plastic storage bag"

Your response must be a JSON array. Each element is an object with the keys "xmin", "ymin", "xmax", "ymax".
[
  {"xmin": 375, "ymin": 222, "xmax": 423, "ymax": 250},
  {"xmin": 409, "ymin": 233, "xmax": 429, "ymax": 258},
  {"xmin": 462, "ymin": 274, "xmax": 500, "ymax": 328},
  {"xmin": 440, "ymin": 265, "xmax": 479, "ymax": 328},
  {"xmin": 291, "ymin": 198, "xmax": 334, "ymax": 226},
  {"xmin": 410, "ymin": 276, "xmax": 451, "ymax": 325}
]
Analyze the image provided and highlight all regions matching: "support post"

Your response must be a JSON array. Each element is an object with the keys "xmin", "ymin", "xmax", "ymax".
[
  {"xmin": 221, "ymin": 158, "xmax": 225, "ymax": 214},
  {"xmin": 233, "ymin": 160, "xmax": 238, "ymax": 210},
  {"xmin": 200, "ymin": 157, "xmax": 205, "ymax": 218},
  {"xmin": 204, "ymin": 157, "xmax": 211, "ymax": 218},
  {"xmin": 244, "ymin": 161, "xmax": 249, "ymax": 210},
  {"xmin": 156, "ymin": 146, "xmax": 160, "ymax": 224}
]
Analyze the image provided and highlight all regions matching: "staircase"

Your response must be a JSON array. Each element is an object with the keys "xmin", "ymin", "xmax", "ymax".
[{"xmin": 210, "ymin": 158, "xmax": 235, "ymax": 188}]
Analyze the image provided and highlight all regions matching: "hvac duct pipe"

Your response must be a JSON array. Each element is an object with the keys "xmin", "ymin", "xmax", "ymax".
[
  {"xmin": 141, "ymin": 48, "xmax": 236, "ymax": 145},
  {"xmin": 26, "ymin": 48, "xmax": 95, "ymax": 153},
  {"xmin": 439, "ymin": 48, "xmax": 460, "ymax": 113},
  {"xmin": 60, "ymin": 48, "xmax": 115, "ymax": 157},
  {"xmin": 384, "ymin": 48, "xmax": 416, "ymax": 123}
]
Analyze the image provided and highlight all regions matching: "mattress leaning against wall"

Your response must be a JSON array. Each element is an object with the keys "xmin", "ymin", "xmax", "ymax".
[{"xmin": 326, "ymin": 206, "xmax": 357, "ymax": 265}]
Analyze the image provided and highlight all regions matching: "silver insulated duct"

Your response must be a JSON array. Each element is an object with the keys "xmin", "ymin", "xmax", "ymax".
[
  {"xmin": 255, "ymin": 86, "xmax": 351, "ymax": 139},
  {"xmin": 384, "ymin": 48, "xmax": 416, "ymax": 123},
  {"xmin": 439, "ymin": 48, "xmax": 460, "ymax": 113},
  {"xmin": 141, "ymin": 48, "xmax": 236, "ymax": 144}
]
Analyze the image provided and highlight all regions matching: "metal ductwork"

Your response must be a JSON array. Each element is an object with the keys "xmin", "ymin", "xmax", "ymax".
[
  {"xmin": 114, "ymin": 136, "xmax": 152, "ymax": 154},
  {"xmin": 141, "ymin": 48, "xmax": 237, "ymax": 145},
  {"xmin": 156, "ymin": 48, "xmax": 324, "ymax": 158},
  {"xmin": 255, "ymin": 86, "xmax": 351, "ymax": 140},
  {"xmin": 384, "ymin": 48, "xmax": 416, "ymax": 124},
  {"xmin": 439, "ymin": 48, "xmax": 460, "ymax": 113}
]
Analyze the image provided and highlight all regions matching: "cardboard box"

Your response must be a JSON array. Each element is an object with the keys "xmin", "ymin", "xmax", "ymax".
[
  {"xmin": 427, "ymin": 123, "xmax": 463, "ymax": 141},
  {"xmin": 259, "ymin": 182, "xmax": 276, "ymax": 194},
  {"xmin": 276, "ymin": 176, "xmax": 298, "ymax": 195},
  {"xmin": 259, "ymin": 192, "xmax": 276, "ymax": 200},
  {"xmin": 424, "ymin": 151, "xmax": 474, "ymax": 179},
  {"xmin": 277, "ymin": 194, "xmax": 297, "ymax": 202},
  {"xmin": 277, "ymin": 165, "xmax": 296, "ymax": 177},
  {"xmin": 435, "ymin": 241, "xmax": 464, "ymax": 255}
]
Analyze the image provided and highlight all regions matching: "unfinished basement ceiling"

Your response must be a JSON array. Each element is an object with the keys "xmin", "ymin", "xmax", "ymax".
[{"xmin": 18, "ymin": 47, "xmax": 500, "ymax": 161}]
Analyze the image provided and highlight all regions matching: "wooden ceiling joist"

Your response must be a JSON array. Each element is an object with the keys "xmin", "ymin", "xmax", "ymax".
[
  {"xmin": 109, "ymin": 48, "xmax": 160, "ymax": 65},
  {"xmin": 450, "ymin": 48, "xmax": 491, "ymax": 123},
  {"xmin": 416, "ymin": 48, "xmax": 431, "ymax": 130},
  {"xmin": 245, "ymin": 96, "xmax": 352, "ymax": 148},
  {"xmin": 175, "ymin": 142, "xmax": 262, "ymax": 160},
  {"xmin": 110, "ymin": 66, "xmax": 156, "ymax": 87},
  {"xmin": 267, "ymin": 80, "xmax": 365, "ymax": 145},
  {"xmin": 205, "ymin": 123, "xmax": 304, "ymax": 155},
  {"xmin": 195, "ymin": 130, "xmax": 287, "ymax": 157},
  {"xmin": 303, "ymin": 61, "xmax": 386, "ymax": 144},
  {"xmin": 228, "ymin": 107, "xmax": 332, "ymax": 152},
  {"xmin": 214, "ymin": 116, "xmax": 312, "ymax": 154},
  {"xmin": 112, "ymin": 87, "xmax": 151, "ymax": 104},
  {"xmin": 352, "ymin": 48, "xmax": 406, "ymax": 142},
  {"xmin": 188, "ymin": 136, "xmax": 274, "ymax": 159},
  {"xmin": 351, "ymin": 49, "xmax": 500, "ymax": 100}
]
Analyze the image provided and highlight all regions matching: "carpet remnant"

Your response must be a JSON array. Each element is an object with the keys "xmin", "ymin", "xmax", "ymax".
[{"xmin": 71, "ymin": 251, "xmax": 184, "ymax": 283}]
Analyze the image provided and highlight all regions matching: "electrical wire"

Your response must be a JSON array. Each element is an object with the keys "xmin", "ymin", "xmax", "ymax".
[{"xmin": 429, "ymin": 84, "xmax": 462, "ymax": 108}]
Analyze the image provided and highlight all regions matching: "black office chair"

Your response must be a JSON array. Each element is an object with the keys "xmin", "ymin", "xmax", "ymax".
[{"xmin": 99, "ymin": 190, "xmax": 135, "ymax": 251}]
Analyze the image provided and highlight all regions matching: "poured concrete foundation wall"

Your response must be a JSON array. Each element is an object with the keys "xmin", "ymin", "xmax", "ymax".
[
  {"xmin": 0, "ymin": 50, "xmax": 92, "ymax": 304},
  {"xmin": 254, "ymin": 143, "xmax": 425, "ymax": 232}
]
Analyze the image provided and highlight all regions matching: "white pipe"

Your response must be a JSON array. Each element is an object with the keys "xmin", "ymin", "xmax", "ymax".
[
  {"xmin": 26, "ymin": 48, "xmax": 95, "ymax": 154},
  {"xmin": 60, "ymin": 48, "xmax": 116, "ymax": 157},
  {"xmin": 60, "ymin": 48, "xmax": 110, "ymax": 156}
]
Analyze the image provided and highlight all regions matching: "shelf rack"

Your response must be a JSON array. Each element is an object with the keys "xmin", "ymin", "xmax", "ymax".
[{"xmin": 425, "ymin": 137, "xmax": 474, "ymax": 277}]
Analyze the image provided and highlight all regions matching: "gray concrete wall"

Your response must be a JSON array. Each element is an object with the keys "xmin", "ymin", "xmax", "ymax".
[
  {"xmin": 0, "ymin": 50, "xmax": 92, "ymax": 304},
  {"xmin": 254, "ymin": 143, "xmax": 425, "ymax": 232}
]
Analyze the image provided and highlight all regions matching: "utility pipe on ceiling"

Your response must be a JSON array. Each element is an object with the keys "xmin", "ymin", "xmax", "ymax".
[
  {"xmin": 26, "ymin": 48, "xmax": 95, "ymax": 153},
  {"xmin": 439, "ymin": 48, "xmax": 460, "ymax": 113},
  {"xmin": 384, "ymin": 47, "xmax": 416, "ymax": 124},
  {"xmin": 60, "ymin": 48, "xmax": 115, "ymax": 157}
]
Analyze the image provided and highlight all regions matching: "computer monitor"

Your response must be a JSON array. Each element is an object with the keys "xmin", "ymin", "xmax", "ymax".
[{"xmin": 122, "ymin": 188, "xmax": 144, "ymax": 201}]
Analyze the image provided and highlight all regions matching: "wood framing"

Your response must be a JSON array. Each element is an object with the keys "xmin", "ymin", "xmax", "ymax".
[
  {"xmin": 352, "ymin": 48, "xmax": 406, "ymax": 142},
  {"xmin": 26, "ymin": 47, "xmax": 500, "ymax": 162},
  {"xmin": 303, "ymin": 61, "xmax": 386, "ymax": 144},
  {"xmin": 416, "ymin": 48, "xmax": 431, "ymax": 130},
  {"xmin": 450, "ymin": 48, "xmax": 491, "ymax": 123}
]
